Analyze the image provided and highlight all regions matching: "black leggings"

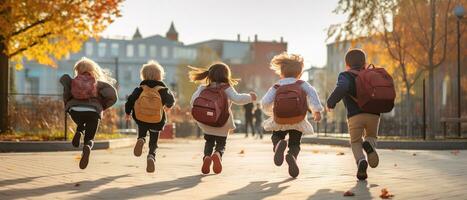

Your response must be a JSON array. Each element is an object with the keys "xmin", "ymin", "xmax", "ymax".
[
  {"xmin": 138, "ymin": 125, "xmax": 160, "ymax": 156},
  {"xmin": 271, "ymin": 130, "xmax": 303, "ymax": 158},
  {"xmin": 69, "ymin": 110, "xmax": 100, "ymax": 147},
  {"xmin": 204, "ymin": 134, "xmax": 227, "ymax": 158}
]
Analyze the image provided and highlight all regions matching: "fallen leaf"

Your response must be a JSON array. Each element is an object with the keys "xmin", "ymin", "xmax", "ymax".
[
  {"xmin": 412, "ymin": 153, "xmax": 417, "ymax": 156},
  {"xmin": 451, "ymin": 150, "xmax": 460, "ymax": 156},
  {"xmin": 74, "ymin": 154, "xmax": 82, "ymax": 161},
  {"xmin": 394, "ymin": 164, "xmax": 397, "ymax": 167},
  {"xmin": 336, "ymin": 152, "xmax": 345, "ymax": 156},
  {"xmin": 239, "ymin": 149, "xmax": 245, "ymax": 154},
  {"xmin": 380, "ymin": 188, "xmax": 394, "ymax": 199},
  {"xmin": 74, "ymin": 183, "xmax": 80, "ymax": 187},
  {"xmin": 311, "ymin": 150, "xmax": 320, "ymax": 154},
  {"xmin": 343, "ymin": 190, "xmax": 355, "ymax": 196}
]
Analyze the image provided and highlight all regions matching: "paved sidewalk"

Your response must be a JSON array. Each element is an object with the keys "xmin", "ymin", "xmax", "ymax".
[{"xmin": 1, "ymin": 135, "xmax": 466, "ymax": 199}]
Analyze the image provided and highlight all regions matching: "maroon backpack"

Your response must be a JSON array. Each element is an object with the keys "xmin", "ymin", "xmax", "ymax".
[
  {"xmin": 71, "ymin": 74, "xmax": 97, "ymax": 100},
  {"xmin": 192, "ymin": 84, "xmax": 230, "ymax": 127},
  {"xmin": 348, "ymin": 64, "xmax": 396, "ymax": 113},
  {"xmin": 273, "ymin": 80, "xmax": 308, "ymax": 124}
]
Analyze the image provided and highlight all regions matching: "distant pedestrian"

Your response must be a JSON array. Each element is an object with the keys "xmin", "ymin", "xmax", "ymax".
[
  {"xmin": 125, "ymin": 60, "xmax": 175, "ymax": 173},
  {"xmin": 189, "ymin": 62, "xmax": 256, "ymax": 175},
  {"xmin": 261, "ymin": 52, "xmax": 323, "ymax": 178},
  {"xmin": 60, "ymin": 57, "xmax": 117, "ymax": 170},
  {"xmin": 327, "ymin": 48, "xmax": 394, "ymax": 180},
  {"xmin": 254, "ymin": 103, "xmax": 264, "ymax": 139},
  {"xmin": 244, "ymin": 102, "xmax": 255, "ymax": 137}
]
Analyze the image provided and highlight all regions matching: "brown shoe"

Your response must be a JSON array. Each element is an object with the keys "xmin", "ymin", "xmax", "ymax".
[
  {"xmin": 285, "ymin": 153, "xmax": 299, "ymax": 178},
  {"xmin": 133, "ymin": 138, "xmax": 145, "ymax": 157},
  {"xmin": 201, "ymin": 156, "xmax": 212, "ymax": 174},
  {"xmin": 274, "ymin": 140, "xmax": 287, "ymax": 166},
  {"xmin": 79, "ymin": 145, "xmax": 91, "ymax": 169},
  {"xmin": 146, "ymin": 154, "xmax": 155, "ymax": 173},
  {"xmin": 211, "ymin": 152, "xmax": 222, "ymax": 174}
]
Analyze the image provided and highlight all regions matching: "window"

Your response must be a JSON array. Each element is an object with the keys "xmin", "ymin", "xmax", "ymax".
[
  {"xmin": 98, "ymin": 43, "xmax": 106, "ymax": 57},
  {"xmin": 110, "ymin": 43, "xmax": 119, "ymax": 57},
  {"xmin": 85, "ymin": 42, "xmax": 93, "ymax": 56},
  {"xmin": 161, "ymin": 46, "xmax": 169, "ymax": 58},
  {"xmin": 126, "ymin": 44, "xmax": 134, "ymax": 57},
  {"xmin": 138, "ymin": 44, "xmax": 146, "ymax": 57},
  {"xmin": 149, "ymin": 45, "xmax": 157, "ymax": 57}
]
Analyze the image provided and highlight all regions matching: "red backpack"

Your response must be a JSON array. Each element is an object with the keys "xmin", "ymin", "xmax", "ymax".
[
  {"xmin": 273, "ymin": 80, "xmax": 308, "ymax": 124},
  {"xmin": 348, "ymin": 64, "xmax": 396, "ymax": 113},
  {"xmin": 71, "ymin": 74, "xmax": 97, "ymax": 100},
  {"xmin": 192, "ymin": 84, "xmax": 230, "ymax": 127}
]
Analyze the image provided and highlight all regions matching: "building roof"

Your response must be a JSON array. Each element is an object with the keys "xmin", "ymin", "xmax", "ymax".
[
  {"xmin": 133, "ymin": 27, "xmax": 142, "ymax": 39},
  {"xmin": 167, "ymin": 21, "xmax": 178, "ymax": 35}
]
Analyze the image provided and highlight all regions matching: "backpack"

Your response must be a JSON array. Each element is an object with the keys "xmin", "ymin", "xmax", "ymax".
[
  {"xmin": 134, "ymin": 85, "xmax": 164, "ymax": 123},
  {"xmin": 191, "ymin": 84, "xmax": 230, "ymax": 127},
  {"xmin": 71, "ymin": 74, "xmax": 97, "ymax": 100},
  {"xmin": 348, "ymin": 64, "xmax": 396, "ymax": 113},
  {"xmin": 273, "ymin": 80, "xmax": 308, "ymax": 124}
]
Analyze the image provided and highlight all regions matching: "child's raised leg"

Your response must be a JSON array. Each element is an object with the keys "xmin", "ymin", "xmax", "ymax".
[
  {"xmin": 212, "ymin": 136, "xmax": 226, "ymax": 174},
  {"xmin": 76, "ymin": 111, "xmax": 99, "ymax": 170},
  {"xmin": 202, "ymin": 135, "xmax": 215, "ymax": 174},
  {"xmin": 146, "ymin": 130, "xmax": 159, "ymax": 173},
  {"xmin": 134, "ymin": 125, "xmax": 148, "ymax": 157},
  {"xmin": 271, "ymin": 131, "xmax": 287, "ymax": 166},
  {"xmin": 362, "ymin": 114, "xmax": 380, "ymax": 168},
  {"xmin": 348, "ymin": 115, "xmax": 368, "ymax": 180}
]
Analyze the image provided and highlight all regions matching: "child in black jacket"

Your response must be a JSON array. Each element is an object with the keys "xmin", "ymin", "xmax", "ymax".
[{"xmin": 125, "ymin": 60, "xmax": 175, "ymax": 173}]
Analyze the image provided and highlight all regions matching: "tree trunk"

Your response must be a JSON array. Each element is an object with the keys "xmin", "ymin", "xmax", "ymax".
[
  {"xmin": 0, "ymin": 36, "xmax": 9, "ymax": 133},
  {"xmin": 427, "ymin": 68, "xmax": 436, "ymax": 139}
]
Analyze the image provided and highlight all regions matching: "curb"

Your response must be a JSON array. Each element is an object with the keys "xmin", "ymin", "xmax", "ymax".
[
  {"xmin": 302, "ymin": 136, "xmax": 467, "ymax": 150},
  {"xmin": 0, "ymin": 138, "xmax": 135, "ymax": 152}
]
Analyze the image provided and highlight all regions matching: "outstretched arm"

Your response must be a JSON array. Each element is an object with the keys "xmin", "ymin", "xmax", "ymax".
[
  {"xmin": 327, "ymin": 73, "xmax": 350, "ymax": 109},
  {"xmin": 225, "ymin": 87, "xmax": 253, "ymax": 105}
]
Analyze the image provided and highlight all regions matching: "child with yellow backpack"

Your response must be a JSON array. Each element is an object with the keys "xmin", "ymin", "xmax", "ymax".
[{"xmin": 125, "ymin": 60, "xmax": 175, "ymax": 173}]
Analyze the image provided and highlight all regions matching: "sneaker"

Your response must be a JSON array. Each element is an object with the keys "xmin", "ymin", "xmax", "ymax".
[
  {"xmin": 72, "ymin": 132, "xmax": 82, "ymax": 147},
  {"xmin": 273, "ymin": 140, "xmax": 287, "ymax": 166},
  {"xmin": 362, "ymin": 141, "xmax": 379, "ymax": 168},
  {"xmin": 146, "ymin": 154, "xmax": 155, "ymax": 173},
  {"xmin": 79, "ymin": 145, "xmax": 91, "ymax": 169},
  {"xmin": 133, "ymin": 138, "xmax": 145, "ymax": 157},
  {"xmin": 285, "ymin": 153, "xmax": 299, "ymax": 178},
  {"xmin": 201, "ymin": 156, "xmax": 212, "ymax": 174},
  {"xmin": 356, "ymin": 159, "xmax": 368, "ymax": 180},
  {"xmin": 211, "ymin": 152, "xmax": 222, "ymax": 174}
]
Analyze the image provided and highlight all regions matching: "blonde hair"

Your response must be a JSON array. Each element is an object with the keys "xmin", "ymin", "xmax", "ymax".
[
  {"xmin": 188, "ymin": 62, "xmax": 238, "ymax": 86},
  {"xmin": 73, "ymin": 57, "xmax": 115, "ymax": 84},
  {"xmin": 270, "ymin": 52, "xmax": 304, "ymax": 78},
  {"xmin": 140, "ymin": 60, "xmax": 165, "ymax": 81}
]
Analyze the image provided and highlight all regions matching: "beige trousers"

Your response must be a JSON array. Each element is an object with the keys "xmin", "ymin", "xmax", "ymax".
[{"xmin": 347, "ymin": 113, "xmax": 380, "ymax": 163}]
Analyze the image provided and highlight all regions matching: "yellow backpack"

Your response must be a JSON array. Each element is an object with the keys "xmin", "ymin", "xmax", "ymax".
[{"xmin": 134, "ymin": 85, "xmax": 164, "ymax": 123}]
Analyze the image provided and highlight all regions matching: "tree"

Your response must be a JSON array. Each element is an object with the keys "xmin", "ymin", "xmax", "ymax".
[
  {"xmin": 0, "ymin": 0, "xmax": 123, "ymax": 133},
  {"xmin": 329, "ymin": 0, "xmax": 463, "ymax": 138}
]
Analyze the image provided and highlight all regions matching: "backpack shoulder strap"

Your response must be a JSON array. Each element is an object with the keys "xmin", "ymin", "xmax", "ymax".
[
  {"xmin": 295, "ymin": 80, "xmax": 305, "ymax": 84},
  {"xmin": 273, "ymin": 84, "xmax": 280, "ymax": 89}
]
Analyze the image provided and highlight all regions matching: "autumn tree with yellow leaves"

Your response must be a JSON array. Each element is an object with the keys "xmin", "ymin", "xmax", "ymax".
[{"xmin": 0, "ymin": 0, "xmax": 123, "ymax": 133}]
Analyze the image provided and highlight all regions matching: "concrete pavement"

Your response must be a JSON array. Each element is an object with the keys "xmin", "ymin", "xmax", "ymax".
[{"xmin": 1, "ymin": 135, "xmax": 466, "ymax": 199}]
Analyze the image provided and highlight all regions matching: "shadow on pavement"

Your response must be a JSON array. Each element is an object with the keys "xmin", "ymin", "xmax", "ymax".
[
  {"xmin": 82, "ymin": 174, "xmax": 209, "ymax": 199},
  {"xmin": 208, "ymin": 178, "xmax": 293, "ymax": 200},
  {"xmin": 1, "ymin": 174, "xmax": 129, "ymax": 200},
  {"xmin": 0, "ymin": 172, "xmax": 81, "ymax": 188},
  {"xmin": 307, "ymin": 180, "xmax": 373, "ymax": 200}
]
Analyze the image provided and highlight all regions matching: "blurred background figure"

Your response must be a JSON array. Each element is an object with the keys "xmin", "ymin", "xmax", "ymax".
[
  {"xmin": 254, "ymin": 103, "xmax": 264, "ymax": 139},
  {"xmin": 244, "ymin": 102, "xmax": 255, "ymax": 137}
]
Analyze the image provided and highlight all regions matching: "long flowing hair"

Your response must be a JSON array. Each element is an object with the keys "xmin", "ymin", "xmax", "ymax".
[{"xmin": 188, "ymin": 62, "xmax": 239, "ymax": 86}]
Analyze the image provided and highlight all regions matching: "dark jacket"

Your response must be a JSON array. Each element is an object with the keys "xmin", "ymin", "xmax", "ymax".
[
  {"xmin": 60, "ymin": 74, "xmax": 118, "ymax": 118},
  {"xmin": 254, "ymin": 109, "xmax": 263, "ymax": 124},
  {"xmin": 326, "ymin": 71, "xmax": 379, "ymax": 118},
  {"xmin": 125, "ymin": 80, "xmax": 175, "ymax": 130}
]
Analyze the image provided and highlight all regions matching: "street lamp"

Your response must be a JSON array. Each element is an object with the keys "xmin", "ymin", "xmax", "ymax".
[{"xmin": 454, "ymin": 5, "xmax": 464, "ymax": 137}]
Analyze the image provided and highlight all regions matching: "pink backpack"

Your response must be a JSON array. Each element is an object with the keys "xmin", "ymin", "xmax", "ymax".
[{"xmin": 71, "ymin": 74, "xmax": 97, "ymax": 100}]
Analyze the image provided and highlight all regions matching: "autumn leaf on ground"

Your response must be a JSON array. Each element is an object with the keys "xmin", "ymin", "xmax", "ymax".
[
  {"xmin": 394, "ymin": 163, "xmax": 397, "ymax": 167},
  {"xmin": 451, "ymin": 150, "xmax": 460, "ymax": 156},
  {"xmin": 336, "ymin": 152, "xmax": 345, "ymax": 156},
  {"xmin": 343, "ymin": 190, "xmax": 355, "ymax": 196},
  {"xmin": 311, "ymin": 150, "xmax": 320, "ymax": 154},
  {"xmin": 74, "ymin": 183, "xmax": 80, "ymax": 187},
  {"xmin": 74, "ymin": 154, "xmax": 81, "ymax": 161},
  {"xmin": 380, "ymin": 188, "xmax": 394, "ymax": 199},
  {"xmin": 239, "ymin": 149, "xmax": 245, "ymax": 154},
  {"xmin": 412, "ymin": 153, "xmax": 417, "ymax": 156}
]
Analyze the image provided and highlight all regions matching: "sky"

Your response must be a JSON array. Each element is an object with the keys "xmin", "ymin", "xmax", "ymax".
[{"xmin": 102, "ymin": 0, "xmax": 346, "ymax": 68}]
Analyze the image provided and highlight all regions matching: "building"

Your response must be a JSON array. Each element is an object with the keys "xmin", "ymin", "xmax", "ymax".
[
  {"xmin": 15, "ymin": 23, "xmax": 197, "ymax": 102},
  {"xmin": 189, "ymin": 34, "xmax": 287, "ymax": 96}
]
